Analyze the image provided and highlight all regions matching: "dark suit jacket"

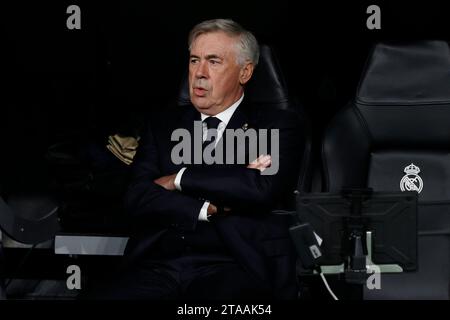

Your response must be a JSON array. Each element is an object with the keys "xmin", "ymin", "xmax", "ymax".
[{"xmin": 123, "ymin": 98, "xmax": 305, "ymax": 299}]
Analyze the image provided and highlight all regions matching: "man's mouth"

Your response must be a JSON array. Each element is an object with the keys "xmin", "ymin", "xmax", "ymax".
[{"xmin": 193, "ymin": 87, "xmax": 207, "ymax": 97}]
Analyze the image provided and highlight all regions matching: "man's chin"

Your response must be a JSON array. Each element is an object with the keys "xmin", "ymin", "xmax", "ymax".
[{"xmin": 191, "ymin": 100, "xmax": 213, "ymax": 113}]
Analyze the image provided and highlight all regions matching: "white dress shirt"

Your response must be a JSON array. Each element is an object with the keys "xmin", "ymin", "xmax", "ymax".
[{"xmin": 174, "ymin": 94, "xmax": 244, "ymax": 221}]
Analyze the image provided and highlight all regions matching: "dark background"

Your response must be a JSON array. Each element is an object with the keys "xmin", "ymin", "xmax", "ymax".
[
  {"xmin": 2, "ymin": 1, "xmax": 450, "ymax": 300},
  {"xmin": 2, "ymin": 0, "xmax": 450, "ymax": 206},
  {"xmin": 4, "ymin": 1, "xmax": 449, "ymax": 126}
]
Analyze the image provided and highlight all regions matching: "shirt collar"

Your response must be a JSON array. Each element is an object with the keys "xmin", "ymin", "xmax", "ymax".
[{"xmin": 200, "ymin": 94, "xmax": 244, "ymax": 126}]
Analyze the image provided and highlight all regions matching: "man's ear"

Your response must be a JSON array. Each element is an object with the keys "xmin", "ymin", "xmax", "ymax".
[{"xmin": 239, "ymin": 62, "xmax": 254, "ymax": 85}]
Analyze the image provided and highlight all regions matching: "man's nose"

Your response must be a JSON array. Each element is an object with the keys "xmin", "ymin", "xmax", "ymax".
[{"xmin": 195, "ymin": 61, "xmax": 208, "ymax": 78}]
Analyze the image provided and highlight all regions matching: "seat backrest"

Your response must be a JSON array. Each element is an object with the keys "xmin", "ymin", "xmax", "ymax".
[
  {"xmin": 324, "ymin": 40, "xmax": 450, "ymax": 196},
  {"xmin": 322, "ymin": 40, "xmax": 450, "ymax": 299}
]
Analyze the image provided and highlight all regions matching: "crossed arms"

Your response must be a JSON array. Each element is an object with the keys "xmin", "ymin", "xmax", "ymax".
[{"xmin": 124, "ymin": 111, "xmax": 303, "ymax": 232}]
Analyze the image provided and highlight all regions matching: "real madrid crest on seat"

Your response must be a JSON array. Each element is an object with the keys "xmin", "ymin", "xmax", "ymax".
[{"xmin": 400, "ymin": 163, "xmax": 423, "ymax": 193}]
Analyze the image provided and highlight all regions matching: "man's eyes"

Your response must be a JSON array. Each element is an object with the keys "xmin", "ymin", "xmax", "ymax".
[{"xmin": 189, "ymin": 58, "xmax": 221, "ymax": 65}]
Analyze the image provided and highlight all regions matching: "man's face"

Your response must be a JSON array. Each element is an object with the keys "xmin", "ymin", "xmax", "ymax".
[{"xmin": 189, "ymin": 31, "xmax": 253, "ymax": 115}]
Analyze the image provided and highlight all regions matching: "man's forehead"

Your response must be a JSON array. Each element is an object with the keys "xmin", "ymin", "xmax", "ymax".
[{"xmin": 190, "ymin": 32, "xmax": 238, "ymax": 57}]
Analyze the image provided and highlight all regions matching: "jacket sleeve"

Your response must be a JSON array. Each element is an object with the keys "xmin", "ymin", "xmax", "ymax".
[{"xmin": 124, "ymin": 118, "xmax": 204, "ymax": 231}]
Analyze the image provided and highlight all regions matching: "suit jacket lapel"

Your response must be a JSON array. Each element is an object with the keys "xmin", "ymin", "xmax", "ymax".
[
  {"xmin": 171, "ymin": 105, "xmax": 201, "ymax": 168},
  {"xmin": 179, "ymin": 104, "xmax": 201, "ymax": 132},
  {"xmin": 221, "ymin": 99, "xmax": 256, "ymax": 165},
  {"xmin": 224, "ymin": 98, "xmax": 251, "ymax": 131}
]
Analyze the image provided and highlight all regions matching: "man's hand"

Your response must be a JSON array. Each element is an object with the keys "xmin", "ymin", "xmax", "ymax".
[
  {"xmin": 153, "ymin": 174, "xmax": 177, "ymax": 191},
  {"xmin": 247, "ymin": 154, "xmax": 272, "ymax": 172},
  {"xmin": 207, "ymin": 203, "xmax": 218, "ymax": 215},
  {"xmin": 207, "ymin": 203, "xmax": 232, "ymax": 217}
]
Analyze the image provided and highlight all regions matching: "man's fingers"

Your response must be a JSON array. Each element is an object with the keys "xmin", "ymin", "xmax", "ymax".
[
  {"xmin": 261, "ymin": 155, "xmax": 271, "ymax": 165},
  {"xmin": 247, "ymin": 155, "xmax": 272, "ymax": 172},
  {"xmin": 258, "ymin": 160, "xmax": 271, "ymax": 172},
  {"xmin": 249, "ymin": 155, "xmax": 263, "ymax": 166}
]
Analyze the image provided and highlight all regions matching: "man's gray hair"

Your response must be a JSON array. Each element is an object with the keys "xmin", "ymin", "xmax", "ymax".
[{"xmin": 188, "ymin": 19, "xmax": 259, "ymax": 67}]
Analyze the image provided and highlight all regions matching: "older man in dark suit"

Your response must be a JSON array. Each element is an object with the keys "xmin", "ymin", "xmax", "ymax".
[{"xmin": 97, "ymin": 19, "xmax": 305, "ymax": 300}]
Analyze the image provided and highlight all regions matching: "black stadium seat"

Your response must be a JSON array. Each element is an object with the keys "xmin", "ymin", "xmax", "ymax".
[{"xmin": 322, "ymin": 40, "xmax": 450, "ymax": 299}]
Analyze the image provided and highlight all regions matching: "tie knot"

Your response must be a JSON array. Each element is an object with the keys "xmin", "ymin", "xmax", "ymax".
[{"xmin": 203, "ymin": 117, "xmax": 221, "ymax": 130}]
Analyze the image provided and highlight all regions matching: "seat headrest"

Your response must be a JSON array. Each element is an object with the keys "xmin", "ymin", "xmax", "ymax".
[
  {"xmin": 356, "ymin": 41, "xmax": 450, "ymax": 105},
  {"xmin": 176, "ymin": 44, "xmax": 290, "ymax": 109}
]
